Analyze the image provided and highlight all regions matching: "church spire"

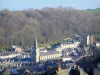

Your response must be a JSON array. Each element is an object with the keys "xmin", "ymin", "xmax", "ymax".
[
  {"xmin": 34, "ymin": 33, "xmax": 38, "ymax": 49},
  {"xmin": 32, "ymin": 34, "xmax": 40, "ymax": 62}
]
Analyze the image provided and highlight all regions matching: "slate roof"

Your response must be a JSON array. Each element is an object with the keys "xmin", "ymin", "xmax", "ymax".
[
  {"xmin": 52, "ymin": 43, "xmax": 61, "ymax": 49},
  {"xmin": 61, "ymin": 40, "xmax": 74, "ymax": 44},
  {"xmin": 62, "ymin": 56, "xmax": 72, "ymax": 58},
  {"xmin": 40, "ymin": 51, "xmax": 61, "ymax": 56},
  {"xmin": 0, "ymin": 52, "xmax": 19, "ymax": 56},
  {"xmin": 32, "ymin": 63, "xmax": 46, "ymax": 72}
]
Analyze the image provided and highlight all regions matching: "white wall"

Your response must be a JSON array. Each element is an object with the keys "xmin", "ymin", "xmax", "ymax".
[{"xmin": 96, "ymin": 42, "xmax": 100, "ymax": 47}]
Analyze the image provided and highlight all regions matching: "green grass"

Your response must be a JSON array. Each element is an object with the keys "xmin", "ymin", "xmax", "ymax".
[
  {"xmin": 86, "ymin": 9, "xmax": 100, "ymax": 13},
  {"xmin": 39, "ymin": 43, "xmax": 51, "ymax": 48}
]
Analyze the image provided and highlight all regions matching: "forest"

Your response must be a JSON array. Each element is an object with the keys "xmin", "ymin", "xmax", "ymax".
[{"xmin": 0, "ymin": 7, "xmax": 100, "ymax": 51}]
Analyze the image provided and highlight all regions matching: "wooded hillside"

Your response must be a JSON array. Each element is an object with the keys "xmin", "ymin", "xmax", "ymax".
[{"xmin": 0, "ymin": 7, "xmax": 100, "ymax": 49}]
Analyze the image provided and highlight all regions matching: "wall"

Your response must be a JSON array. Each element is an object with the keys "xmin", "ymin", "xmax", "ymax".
[{"xmin": 94, "ymin": 68, "xmax": 100, "ymax": 75}]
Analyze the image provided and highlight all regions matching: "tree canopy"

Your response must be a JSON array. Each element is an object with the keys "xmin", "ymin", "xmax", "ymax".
[{"xmin": 0, "ymin": 7, "xmax": 100, "ymax": 50}]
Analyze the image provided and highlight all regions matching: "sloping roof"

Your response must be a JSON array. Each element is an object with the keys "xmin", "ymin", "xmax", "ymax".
[
  {"xmin": 40, "ymin": 51, "xmax": 61, "ymax": 56},
  {"xmin": 62, "ymin": 56, "xmax": 72, "ymax": 58},
  {"xmin": 61, "ymin": 40, "xmax": 74, "ymax": 44},
  {"xmin": 52, "ymin": 43, "xmax": 61, "ymax": 48},
  {"xmin": 0, "ymin": 52, "xmax": 19, "ymax": 56}
]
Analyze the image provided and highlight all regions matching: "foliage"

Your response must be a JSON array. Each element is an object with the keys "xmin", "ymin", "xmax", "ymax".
[
  {"xmin": 87, "ymin": 9, "xmax": 100, "ymax": 13},
  {"xmin": 95, "ymin": 34, "xmax": 100, "ymax": 41},
  {"xmin": 0, "ymin": 7, "xmax": 100, "ymax": 50}
]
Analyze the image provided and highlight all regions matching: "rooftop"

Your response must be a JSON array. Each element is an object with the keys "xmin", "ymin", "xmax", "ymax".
[
  {"xmin": 0, "ymin": 52, "xmax": 19, "ymax": 56},
  {"xmin": 40, "ymin": 51, "xmax": 61, "ymax": 56},
  {"xmin": 61, "ymin": 40, "xmax": 74, "ymax": 44}
]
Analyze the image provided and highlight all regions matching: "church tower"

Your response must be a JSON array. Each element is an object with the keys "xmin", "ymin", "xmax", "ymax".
[
  {"xmin": 32, "ymin": 36, "xmax": 40, "ymax": 62},
  {"xmin": 87, "ymin": 35, "xmax": 95, "ymax": 46},
  {"xmin": 87, "ymin": 35, "xmax": 90, "ymax": 45}
]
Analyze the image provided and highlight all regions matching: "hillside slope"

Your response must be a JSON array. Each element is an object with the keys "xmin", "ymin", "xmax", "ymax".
[{"xmin": 0, "ymin": 7, "xmax": 100, "ymax": 49}]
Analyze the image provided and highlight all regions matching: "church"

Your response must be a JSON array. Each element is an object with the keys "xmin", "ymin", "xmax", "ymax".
[{"xmin": 31, "ymin": 36, "xmax": 62, "ymax": 62}]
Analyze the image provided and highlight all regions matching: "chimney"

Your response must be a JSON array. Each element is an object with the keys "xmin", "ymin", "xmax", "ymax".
[{"xmin": 57, "ymin": 63, "xmax": 61, "ymax": 72}]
